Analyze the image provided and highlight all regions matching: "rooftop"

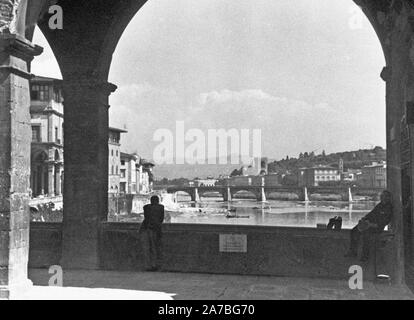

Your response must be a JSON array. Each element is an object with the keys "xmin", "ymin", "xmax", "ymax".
[
  {"xmin": 363, "ymin": 162, "xmax": 387, "ymax": 168},
  {"xmin": 31, "ymin": 75, "xmax": 63, "ymax": 84},
  {"xmin": 109, "ymin": 126, "xmax": 128, "ymax": 133},
  {"xmin": 121, "ymin": 152, "xmax": 139, "ymax": 160},
  {"xmin": 300, "ymin": 166, "xmax": 337, "ymax": 171}
]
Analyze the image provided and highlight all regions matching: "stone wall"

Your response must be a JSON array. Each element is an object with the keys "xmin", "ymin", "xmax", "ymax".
[{"xmin": 29, "ymin": 222, "xmax": 394, "ymax": 281}]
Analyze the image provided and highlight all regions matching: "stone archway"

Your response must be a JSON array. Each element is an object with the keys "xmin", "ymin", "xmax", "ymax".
[{"xmin": 2, "ymin": 0, "xmax": 414, "ymax": 297}]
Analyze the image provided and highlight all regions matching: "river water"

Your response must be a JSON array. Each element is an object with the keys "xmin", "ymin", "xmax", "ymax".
[{"xmin": 161, "ymin": 194, "xmax": 376, "ymax": 229}]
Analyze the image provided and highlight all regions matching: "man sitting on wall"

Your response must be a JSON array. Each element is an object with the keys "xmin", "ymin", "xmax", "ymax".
[{"xmin": 344, "ymin": 190, "xmax": 393, "ymax": 262}]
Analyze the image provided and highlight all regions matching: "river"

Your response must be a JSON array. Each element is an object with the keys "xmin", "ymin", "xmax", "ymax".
[{"xmin": 155, "ymin": 193, "xmax": 376, "ymax": 229}]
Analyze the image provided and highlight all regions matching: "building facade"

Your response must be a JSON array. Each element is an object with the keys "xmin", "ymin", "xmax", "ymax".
[
  {"xmin": 108, "ymin": 127, "xmax": 127, "ymax": 194},
  {"xmin": 120, "ymin": 152, "xmax": 138, "ymax": 193},
  {"xmin": 29, "ymin": 76, "xmax": 132, "ymax": 197},
  {"xmin": 298, "ymin": 166, "xmax": 341, "ymax": 187},
  {"xmin": 357, "ymin": 162, "xmax": 387, "ymax": 188},
  {"xmin": 140, "ymin": 160, "xmax": 155, "ymax": 194},
  {"xmin": 30, "ymin": 76, "xmax": 64, "ymax": 197},
  {"xmin": 223, "ymin": 173, "xmax": 283, "ymax": 187},
  {"xmin": 341, "ymin": 169, "xmax": 362, "ymax": 183},
  {"xmin": 118, "ymin": 153, "xmax": 154, "ymax": 194},
  {"xmin": 193, "ymin": 178, "xmax": 219, "ymax": 187}
]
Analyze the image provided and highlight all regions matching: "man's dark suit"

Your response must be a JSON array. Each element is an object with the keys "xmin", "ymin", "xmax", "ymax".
[{"xmin": 140, "ymin": 203, "xmax": 165, "ymax": 270}]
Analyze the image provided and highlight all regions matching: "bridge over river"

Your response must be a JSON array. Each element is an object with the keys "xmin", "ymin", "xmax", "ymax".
[{"xmin": 166, "ymin": 185, "xmax": 384, "ymax": 202}]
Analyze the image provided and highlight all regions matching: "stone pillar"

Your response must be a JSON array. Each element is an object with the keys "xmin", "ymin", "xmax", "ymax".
[
  {"xmin": 383, "ymin": 63, "xmax": 405, "ymax": 285},
  {"xmin": 194, "ymin": 187, "xmax": 200, "ymax": 203},
  {"xmin": 47, "ymin": 163, "xmax": 55, "ymax": 196},
  {"xmin": 348, "ymin": 187, "xmax": 353, "ymax": 203},
  {"xmin": 40, "ymin": 165, "xmax": 45, "ymax": 195},
  {"xmin": 302, "ymin": 187, "xmax": 309, "ymax": 202},
  {"xmin": 61, "ymin": 78, "xmax": 116, "ymax": 269},
  {"xmin": 0, "ymin": 35, "xmax": 42, "ymax": 299},
  {"xmin": 55, "ymin": 166, "xmax": 61, "ymax": 196}
]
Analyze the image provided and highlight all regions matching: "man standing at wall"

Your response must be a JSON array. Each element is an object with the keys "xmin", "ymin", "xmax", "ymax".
[{"xmin": 139, "ymin": 196, "xmax": 165, "ymax": 271}]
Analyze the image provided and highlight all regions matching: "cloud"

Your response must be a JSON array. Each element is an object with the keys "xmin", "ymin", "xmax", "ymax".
[
  {"xmin": 198, "ymin": 89, "xmax": 283, "ymax": 105},
  {"xmin": 108, "ymin": 83, "xmax": 384, "ymax": 167},
  {"xmin": 113, "ymin": 83, "xmax": 178, "ymax": 106}
]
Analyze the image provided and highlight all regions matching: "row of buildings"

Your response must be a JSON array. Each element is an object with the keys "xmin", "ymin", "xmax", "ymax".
[
  {"xmin": 203, "ymin": 159, "xmax": 387, "ymax": 189},
  {"xmin": 297, "ymin": 161, "xmax": 387, "ymax": 188},
  {"xmin": 29, "ymin": 75, "xmax": 154, "ymax": 199}
]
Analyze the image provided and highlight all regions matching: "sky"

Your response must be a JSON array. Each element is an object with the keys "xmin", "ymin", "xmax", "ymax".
[{"xmin": 32, "ymin": 0, "xmax": 386, "ymax": 164}]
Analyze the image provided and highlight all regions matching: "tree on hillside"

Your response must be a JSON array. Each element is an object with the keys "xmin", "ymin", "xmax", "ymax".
[{"xmin": 230, "ymin": 168, "xmax": 242, "ymax": 177}]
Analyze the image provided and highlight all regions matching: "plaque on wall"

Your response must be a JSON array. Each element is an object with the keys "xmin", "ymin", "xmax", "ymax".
[{"xmin": 219, "ymin": 234, "xmax": 247, "ymax": 253}]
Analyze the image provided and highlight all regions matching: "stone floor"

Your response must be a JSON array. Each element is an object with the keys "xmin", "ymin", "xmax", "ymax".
[{"xmin": 14, "ymin": 269, "xmax": 414, "ymax": 300}]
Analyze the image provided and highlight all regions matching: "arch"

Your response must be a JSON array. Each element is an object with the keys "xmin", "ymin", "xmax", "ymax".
[
  {"xmin": 19, "ymin": 1, "xmax": 391, "ymax": 92},
  {"xmin": 174, "ymin": 190, "xmax": 193, "ymax": 201},
  {"xmin": 231, "ymin": 190, "xmax": 259, "ymax": 200},
  {"xmin": 12, "ymin": 0, "xmax": 411, "ymax": 284},
  {"xmin": 54, "ymin": 149, "xmax": 60, "ymax": 161},
  {"xmin": 32, "ymin": 149, "xmax": 48, "ymax": 162},
  {"xmin": 24, "ymin": 0, "xmax": 54, "ymax": 41},
  {"xmin": 30, "ymin": 149, "xmax": 48, "ymax": 197},
  {"xmin": 198, "ymin": 190, "xmax": 225, "ymax": 201},
  {"xmin": 31, "ymin": 26, "xmax": 62, "ymax": 79}
]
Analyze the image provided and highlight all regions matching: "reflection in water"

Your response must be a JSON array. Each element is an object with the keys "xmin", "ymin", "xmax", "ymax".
[{"xmin": 167, "ymin": 194, "xmax": 375, "ymax": 229}]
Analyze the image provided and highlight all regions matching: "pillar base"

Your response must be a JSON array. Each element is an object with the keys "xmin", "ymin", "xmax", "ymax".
[{"xmin": 0, "ymin": 279, "xmax": 33, "ymax": 300}]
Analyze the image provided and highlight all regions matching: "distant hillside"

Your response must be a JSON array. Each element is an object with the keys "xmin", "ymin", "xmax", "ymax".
[
  {"xmin": 153, "ymin": 155, "xmax": 259, "ymax": 180},
  {"xmin": 267, "ymin": 146, "xmax": 386, "ymax": 174},
  {"xmin": 153, "ymin": 163, "xmax": 242, "ymax": 180},
  {"xmin": 152, "ymin": 147, "xmax": 386, "ymax": 180}
]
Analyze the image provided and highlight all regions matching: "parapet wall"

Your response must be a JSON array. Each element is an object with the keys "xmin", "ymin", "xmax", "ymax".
[{"xmin": 29, "ymin": 222, "xmax": 393, "ymax": 281}]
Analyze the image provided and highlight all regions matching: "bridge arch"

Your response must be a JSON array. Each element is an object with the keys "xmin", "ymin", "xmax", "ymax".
[
  {"xmin": 231, "ymin": 189, "xmax": 261, "ymax": 201},
  {"xmin": 198, "ymin": 190, "xmax": 226, "ymax": 201},
  {"xmin": 173, "ymin": 190, "xmax": 193, "ymax": 201}
]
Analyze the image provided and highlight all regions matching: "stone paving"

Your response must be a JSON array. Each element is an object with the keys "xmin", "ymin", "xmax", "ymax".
[{"xmin": 16, "ymin": 269, "xmax": 414, "ymax": 300}]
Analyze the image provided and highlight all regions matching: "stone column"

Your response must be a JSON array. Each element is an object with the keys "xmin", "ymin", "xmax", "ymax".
[
  {"xmin": 55, "ymin": 166, "xmax": 61, "ymax": 196},
  {"xmin": 47, "ymin": 163, "xmax": 55, "ymax": 197},
  {"xmin": 0, "ymin": 35, "xmax": 42, "ymax": 299},
  {"xmin": 383, "ymin": 63, "xmax": 405, "ymax": 284},
  {"xmin": 61, "ymin": 78, "xmax": 116, "ymax": 269}
]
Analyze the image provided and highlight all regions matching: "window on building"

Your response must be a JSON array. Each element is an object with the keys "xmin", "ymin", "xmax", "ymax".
[
  {"xmin": 53, "ymin": 88, "xmax": 63, "ymax": 103},
  {"xmin": 121, "ymin": 160, "xmax": 125, "ymax": 166},
  {"xmin": 109, "ymin": 132, "xmax": 120, "ymax": 144},
  {"xmin": 116, "ymin": 150, "xmax": 118, "ymax": 157},
  {"xmin": 111, "ymin": 166, "xmax": 114, "ymax": 175},
  {"xmin": 111, "ymin": 149, "xmax": 114, "ymax": 156},
  {"xmin": 116, "ymin": 166, "xmax": 118, "ymax": 175},
  {"xmin": 31, "ymin": 84, "xmax": 49, "ymax": 101},
  {"xmin": 120, "ymin": 169, "xmax": 126, "ymax": 178},
  {"xmin": 31, "ymin": 126, "xmax": 41, "ymax": 142}
]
